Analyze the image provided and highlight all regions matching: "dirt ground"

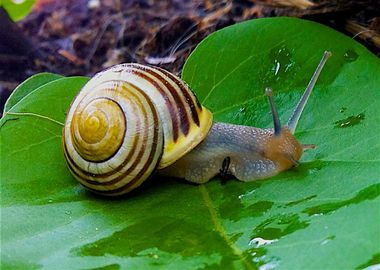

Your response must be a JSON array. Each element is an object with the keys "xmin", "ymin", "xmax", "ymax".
[{"xmin": 0, "ymin": 0, "xmax": 379, "ymax": 115}]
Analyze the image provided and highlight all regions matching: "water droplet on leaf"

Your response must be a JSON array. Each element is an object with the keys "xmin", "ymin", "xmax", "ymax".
[
  {"xmin": 259, "ymin": 261, "xmax": 279, "ymax": 270},
  {"xmin": 238, "ymin": 189, "xmax": 256, "ymax": 200},
  {"xmin": 249, "ymin": 237, "xmax": 278, "ymax": 247},
  {"xmin": 303, "ymin": 184, "xmax": 380, "ymax": 216},
  {"xmin": 239, "ymin": 106, "xmax": 246, "ymax": 114},
  {"xmin": 344, "ymin": 50, "xmax": 358, "ymax": 62},
  {"xmin": 321, "ymin": 235, "xmax": 336, "ymax": 245},
  {"xmin": 270, "ymin": 46, "xmax": 294, "ymax": 77},
  {"xmin": 334, "ymin": 113, "xmax": 365, "ymax": 128},
  {"xmin": 340, "ymin": 107, "xmax": 347, "ymax": 113}
]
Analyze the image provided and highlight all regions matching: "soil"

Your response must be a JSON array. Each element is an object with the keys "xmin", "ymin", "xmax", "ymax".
[{"xmin": 0, "ymin": 0, "xmax": 379, "ymax": 115}]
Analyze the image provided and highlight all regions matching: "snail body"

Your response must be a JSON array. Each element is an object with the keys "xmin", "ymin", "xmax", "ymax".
[
  {"xmin": 63, "ymin": 52, "xmax": 331, "ymax": 196},
  {"xmin": 160, "ymin": 122, "xmax": 302, "ymax": 183}
]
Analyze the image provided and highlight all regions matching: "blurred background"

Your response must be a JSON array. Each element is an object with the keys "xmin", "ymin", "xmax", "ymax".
[{"xmin": 0, "ymin": 0, "xmax": 379, "ymax": 116}]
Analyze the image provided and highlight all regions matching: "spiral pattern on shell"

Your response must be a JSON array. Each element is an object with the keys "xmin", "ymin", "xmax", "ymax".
[{"xmin": 63, "ymin": 64, "xmax": 212, "ymax": 196}]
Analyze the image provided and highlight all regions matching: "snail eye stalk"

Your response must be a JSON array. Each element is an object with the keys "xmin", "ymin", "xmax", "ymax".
[
  {"xmin": 265, "ymin": 87, "xmax": 281, "ymax": 136},
  {"xmin": 287, "ymin": 51, "xmax": 332, "ymax": 134}
]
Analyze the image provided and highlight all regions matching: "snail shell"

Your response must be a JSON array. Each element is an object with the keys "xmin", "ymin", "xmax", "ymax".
[{"xmin": 63, "ymin": 64, "xmax": 212, "ymax": 196}]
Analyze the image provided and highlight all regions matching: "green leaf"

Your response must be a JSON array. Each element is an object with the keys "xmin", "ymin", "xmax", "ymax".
[
  {"xmin": 1, "ymin": 0, "xmax": 36, "ymax": 21},
  {"xmin": 4, "ymin": 73, "xmax": 63, "ymax": 114},
  {"xmin": 1, "ymin": 18, "xmax": 379, "ymax": 269}
]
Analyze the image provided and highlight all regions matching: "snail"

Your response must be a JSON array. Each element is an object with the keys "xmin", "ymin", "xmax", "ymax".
[{"xmin": 63, "ymin": 51, "xmax": 331, "ymax": 196}]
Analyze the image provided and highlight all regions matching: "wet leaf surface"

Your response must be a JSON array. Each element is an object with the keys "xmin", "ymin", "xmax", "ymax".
[{"xmin": 1, "ymin": 18, "xmax": 379, "ymax": 269}]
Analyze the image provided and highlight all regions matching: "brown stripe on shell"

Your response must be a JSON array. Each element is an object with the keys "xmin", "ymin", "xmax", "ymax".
[
  {"xmin": 70, "ymin": 97, "xmax": 127, "ymax": 163},
  {"xmin": 127, "ymin": 65, "xmax": 180, "ymax": 142},
  {"xmin": 82, "ymin": 85, "xmax": 161, "ymax": 194},
  {"xmin": 156, "ymin": 67, "xmax": 201, "ymax": 127},
  {"xmin": 85, "ymin": 106, "xmax": 148, "ymax": 187},
  {"xmin": 63, "ymin": 112, "xmax": 139, "ymax": 182},
  {"xmin": 64, "ymin": 83, "xmax": 144, "ymax": 181},
  {"xmin": 142, "ymin": 67, "xmax": 191, "ymax": 136},
  {"xmin": 63, "ymin": 84, "xmax": 143, "ymax": 181},
  {"xmin": 64, "ymin": 82, "xmax": 161, "ymax": 193},
  {"xmin": 85, "ymin": 116, "xmax": 160, "ymax": 194}
]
